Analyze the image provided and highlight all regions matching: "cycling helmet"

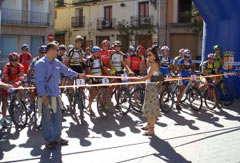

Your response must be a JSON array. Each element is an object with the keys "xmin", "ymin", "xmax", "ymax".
[
  {"xmin": 114, "ymin": 40, "xmax": 121, "ymax": 47},
  {"xmin": 136, "ymin": 45, "xmax": 145, "ymax": 54},
  {"xmin": 129, "ymin": 46, "xmax": 135, "ymax": 52},
  {"xmin": 75, "ymin": 35, "xmax": 84, "ymax": 42},
  {"xmin": 39, "ymin": 45, "xmax": 47, "ymax": 52},
  {"xmin": 9, "ymin": 52, "xmax": 19, "ymax": 61},
  {"xmin": 208, "ymin": 53, "xmax": 215, "ymax": 59},
  {"xmin": 184, "ymin": 49, "xmax": 191, "ymax": 57},
  {"xmin": 179, "ymin": 48, "xmax": 185, "ymax": 53},
  {"xmin": 21, "ymin": 44, "xmax": 29, "ymax": 50},
  {"xmin": 102, "ymin": 40, "xmax": 110, "ymax": 46},
  {"xmin": 59, "ymin": 44, "xmax": 66, "ymax": 50},
  {"xmin": 161, "ymin": 46, "xmax": 169, "ymax": 51},
  {"xmin": 213, "ymin": 45, "xmax": 221, "ymax": 51},
  {"xmin": 92, "ymin": 46, "xmax": 101, "ymax": 53},
  {"xmin": 68, "ymin": 45, "xmax": 74, "ymax": 50}
]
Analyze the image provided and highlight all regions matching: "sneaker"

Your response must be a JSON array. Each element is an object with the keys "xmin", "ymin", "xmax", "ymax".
[
  {"xmin": 45, "ymin": 142, "xmax": 57, "ymax": 149},
  {"xmin": 176, "ymin": 104, "xmax": 182, "ymax": 111},
  {"xmin": 54, "ymin": 138, "xmax": 68, "ymax": 146}
]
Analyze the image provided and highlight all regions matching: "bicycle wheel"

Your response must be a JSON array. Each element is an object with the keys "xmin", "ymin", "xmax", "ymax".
[
  {"xmin": 159, "ymin": 88, "xmax": 174, "ymax": 113},
  {"xmin": 97, "ymin": 89, "xmax": 110, "ymax": 118},
  {"xmin": 129, "ymin": 86, "xmax": 145, "ymax": 113},
  {"xmin": 77, "ymin": 90, "xmax": 84, "ymax": 124},
  {"xmin": 188, "ymin": 88, "xmax": 203, "ymax": 111},
  {"xmin": 117, "ymin": 86, "xmax": 131, "ymax": 115},
  {"xmin": 204, "ymin": 87, "xmax": 219, "ymax": 110},
  {"xmin": 217, "ymin": 83, "xmax": 235, "ymax": 106},
  {"xmin": 9, "ymin": 96, "xmax": 28, "ymax": 129}
]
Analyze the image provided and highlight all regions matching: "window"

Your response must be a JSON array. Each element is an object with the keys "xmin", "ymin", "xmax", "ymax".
[
  {"xmin": 31, "ymin": 36, "xmax": 43, "ymax": 56},
  {"xmin": 1, "ymin": 35, "xmax": 18, "ymax": 59},
  {"xmin": 104, "ymin": 6, "xmax": 112, "ymax": 20},
  {"xmin": 178, "ymin": 0, "xmax": 192, "ymax": 23},
  {"xmin": 57, "ymin": 0, "xmax": 65, "ymax": 7},
  {"xmin": 139, "ymin": 2, "xmax": 149, "ymax": 18}
]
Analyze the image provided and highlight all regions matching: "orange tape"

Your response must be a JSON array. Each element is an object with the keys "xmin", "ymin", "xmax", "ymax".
[{"xmin": 9, "ymin": 73, "xmax": 234, "ymax": 90}]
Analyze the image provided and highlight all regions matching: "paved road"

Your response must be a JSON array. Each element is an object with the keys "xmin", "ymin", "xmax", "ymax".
[{"xmin": 0, "ymin": 99, "xmax": 240, "ymax": 163}]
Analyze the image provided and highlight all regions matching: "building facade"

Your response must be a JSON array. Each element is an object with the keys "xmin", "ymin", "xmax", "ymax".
[
  {"xmin": 55, "ymin": 0, "xmax": 163, "ymax": 52},
  {"xmin": 55, "ymin": 0, "xmax": 201, "ymax": 59},
  {"xmin": 0, "ymin": 0, "xmax": 55, "ymax": 64}
]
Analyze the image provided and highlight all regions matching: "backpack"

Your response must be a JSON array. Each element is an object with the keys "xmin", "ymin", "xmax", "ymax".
[
  {"xmin": 19, "ymin": 53, "xmax": 31, "ymax": 63},
  {"xmin": 7, "ymin": 63, "xmax": 20, "ymax": 76}
]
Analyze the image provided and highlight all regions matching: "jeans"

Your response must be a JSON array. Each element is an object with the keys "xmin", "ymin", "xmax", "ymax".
[{"xmin": 41, "ymin": 100, "xmax": 62, "ymax": 143}]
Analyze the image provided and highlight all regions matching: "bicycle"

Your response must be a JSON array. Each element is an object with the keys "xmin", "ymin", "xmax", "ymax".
[{"xmin": 8, "ymin": 89, "xmax": 28, "ymax": 130}]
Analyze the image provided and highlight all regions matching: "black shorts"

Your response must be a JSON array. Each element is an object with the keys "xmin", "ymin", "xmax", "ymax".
[
  {"xmin": 70, "ymin": 65, "xmax": 85, "ymax": 73},
  {"xmin": 133, "ymin": 70, "xmax": 140, "ymax": 76}
]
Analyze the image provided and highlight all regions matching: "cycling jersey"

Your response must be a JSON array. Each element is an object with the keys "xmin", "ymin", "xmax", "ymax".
[
  {"xmin": 128, "ymin": 54, "xmax": 141, "ymax": 71},
  {"xmin": 173, "ymin": 56, "xmax": 182, "ymax": 66},
  {"xmin": 178, "ymin": 58, "xmax": 192, "ymax": 76},
  {"xmin": 19, "ymin": 53, "xmax": 33, "ymax": 74},
  {"xmin": 110, "ymin": 52, "xmax": 125, "ymax": 74},
  {"xmin": 202, "ymin": 60, "xmax": 216, "ymax": 75},
  {"xmin": 87, "ymin": 57, "xmax": 105, "ymax": 84},
  {"xmin": 159, "ymin": 55, "xmax": 172, "ymax": 76},
  {"xmin": 29, "ymin": 56, "xmax": 41, "ymax": 79},
  {"xmin": 67, "ymin": 48, "xmax": 85, "ymax": 67},
  {"xmin": 100, "ymin": 49, "xmax": 114, "ymax": 68},
  {"xmin": 214, "ymin": 53, "xmax": 222, "ymax": 70}
]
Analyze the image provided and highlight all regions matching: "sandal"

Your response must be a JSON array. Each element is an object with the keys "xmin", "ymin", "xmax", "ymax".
[
  {"xmin": 143, "ymin": 127, "xmax": 155, "ymax": 136},
  {"xmin": 141, "ymin": 126, "xmax": 150, "ymax": 130}
]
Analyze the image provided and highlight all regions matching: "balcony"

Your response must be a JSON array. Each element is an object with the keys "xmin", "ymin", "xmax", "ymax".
[
  {"xmin": 97, "ymin": 18, "xmax": 116, "ymax": 30},
  {"xmin": 71, "ymin": 16, "xmax": 85, "ymax": 27},
  {"xmin": 1, "ymin": 8, "xmax": 49, "ymax": 26},
  {"xmin": 131, "ymin": 16, "xmax": 154, "ymax": 27},
  {"xmin": 72, "ymin": 0, "xmax": 99, "ymax": 4}
]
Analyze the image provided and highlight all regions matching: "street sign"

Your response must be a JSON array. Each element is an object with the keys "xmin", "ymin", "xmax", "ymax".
[{"xmin": 47, "ymin": 34, "xmax": 55, "ymax": 42}]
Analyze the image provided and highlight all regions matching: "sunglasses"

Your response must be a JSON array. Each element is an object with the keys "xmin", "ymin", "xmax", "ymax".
[
  {"xmin": 10, "ymin": 59, "xmax": 18, "ymax": 62},
  {"xmin": 147, "ymin": 54, "xmax": 152, "ymax": 57}
]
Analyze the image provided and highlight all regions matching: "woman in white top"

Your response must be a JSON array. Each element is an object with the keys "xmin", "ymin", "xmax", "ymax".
[{"xmin": 137, "ymin": 48, "xmax": 162, "ymax": 136}]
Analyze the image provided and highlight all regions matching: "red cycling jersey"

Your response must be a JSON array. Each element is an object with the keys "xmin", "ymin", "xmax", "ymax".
[
  {"xmin": 128, "ymin": 54, "xmax": 142, "ymax": 71},
  {"xmin": 2, "ymin": 63, "xmax": 24, "ymax": 83},
  {"xmin": 2, "ymin": 63, "xmax": 24, "ymax": 96},
  {"xmin": 19, "ymin": 53, "xmax": 33, "ymax": 74},
  {"xmin": 100, "ymin": 49, "xmax": 114, "ymax": 68}
]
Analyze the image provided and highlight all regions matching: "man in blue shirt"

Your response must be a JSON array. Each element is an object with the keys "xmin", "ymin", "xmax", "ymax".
[{"xmin": 35, "ymin": 42, "xmax": 85, "ymax": 149}]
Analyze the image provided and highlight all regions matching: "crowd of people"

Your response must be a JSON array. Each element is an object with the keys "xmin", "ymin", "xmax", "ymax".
[{"xmin": 0, "ymin": 35, "xmax": 224, "ymax": 149}]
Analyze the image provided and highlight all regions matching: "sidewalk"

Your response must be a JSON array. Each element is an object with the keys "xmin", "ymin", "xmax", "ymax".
[{"xmin": 0, "ymin": 100, "xmax": 240, "ymax": 163}]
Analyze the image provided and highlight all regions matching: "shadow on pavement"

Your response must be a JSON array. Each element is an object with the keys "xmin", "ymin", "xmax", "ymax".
[
  {"xmin": 66, "ymin": 122, "xmax": 91, "ymax": 147},
  {"xmin": 91, "ymin": 113, "xmax": 141, "ymax": 138}
]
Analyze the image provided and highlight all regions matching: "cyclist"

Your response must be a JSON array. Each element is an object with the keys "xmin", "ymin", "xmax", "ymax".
[
  {"xmin": 85, "ymin": 47, "xmax": 92, "ymax": 59},
  {"xmin": 213, "ymin": 45, "xmax": 223, "ymax": 71},
  {"xmin": 64, "ymin": 36, "xmax": 86, "ymax": 105},
  {"xmin": 57, "ymin": 44, "xmax": 67, "ymax": 62},
  {"xmin": 128, "ymin": 47, "xmax": 142, "ymax": 76},
  {"xmin": 28, "ymin": 45, "xmax": 47, "ymax": 110},
  {"xmin": 1, "ymin": 52, "xmax": 24, "ymax": 127},
  {"xmin": 109, "ymin": 41, "xmax": 132, "ymax": 76},
  {"xmin": 100, "ymin": 40, "xmax": 114, "ymax": 69},
  {"xmin": 176, "ymin": 49, "xmax": 194, "ymax": 110},
  {"xmin": 136, "ymin": 45, "xmax": 147, "ymax": 75},
  {"xmin": 173, "ymin": 48, "xmax": 185, "ymax": 73},
  {"xmin": 158, "ymin": 46, "xmax": 173, "ymax": 77},
  {"xmin": 19, "ymin": 44, "xmax": 33, "ymax": 74},
  {"xmin": 86, "ymin": 46, "xmax": 110, "ymax": 116},
  {"xmin": 200, "ymin": 53, "xmax": 220, "ymax": 90},
  {"xmin": 126, "ymin": 46, "xmax": 135, "ymax": 57}
]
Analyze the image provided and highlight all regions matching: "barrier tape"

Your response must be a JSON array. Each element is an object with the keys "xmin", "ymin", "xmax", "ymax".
[{"xmin": 9, "ymin": 72, "xmax": 236, "ymax": 90}]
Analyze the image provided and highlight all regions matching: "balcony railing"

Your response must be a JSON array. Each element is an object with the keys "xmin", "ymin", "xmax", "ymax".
[
  {"xmin": 131, "ymin": 16, "xmax": 154, "ymax": 26},
  {"xmin": 97, "ymin": 18, "xmax": 116, "ymax": 30},
  {"xmin": 73, "ymin": 0, "xmax": 99, "ymax": 4},
  {"xmin": 1, "ymin": 8, "xmax": 49, "ymax": 26},
  {"xmin": 71, "ymin": 16, "xmax": 85, "ymax": 27}
]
